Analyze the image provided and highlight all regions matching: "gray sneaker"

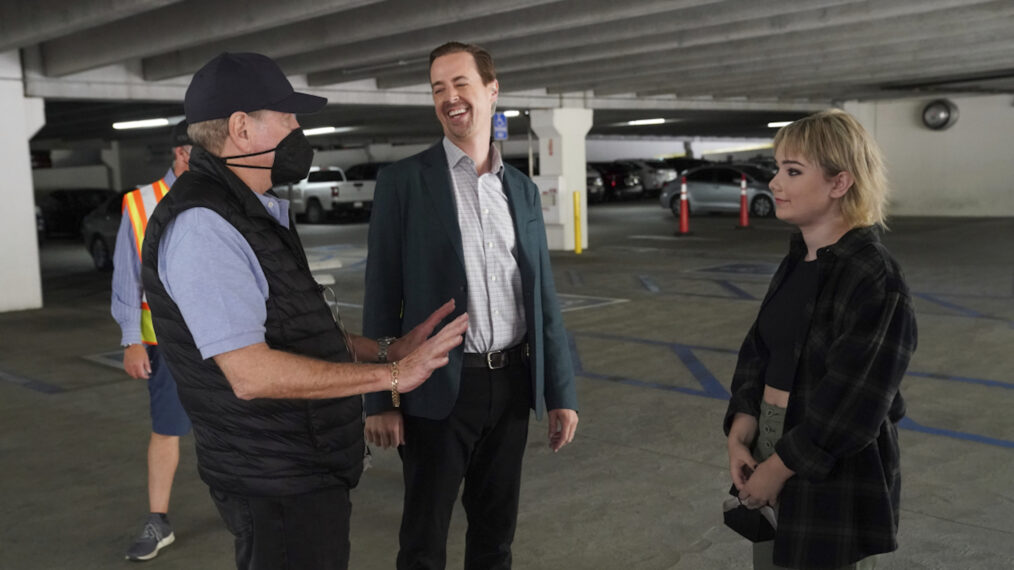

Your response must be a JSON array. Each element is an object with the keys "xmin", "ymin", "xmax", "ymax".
[{"xmin": 125, "ymin": 513, "xmax": 175, "ymax": 561}]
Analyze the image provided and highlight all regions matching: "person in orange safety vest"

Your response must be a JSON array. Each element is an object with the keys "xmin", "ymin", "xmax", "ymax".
[{"xmin": 111, "ymin": 120, "xmax": 193, "ymax": 562}]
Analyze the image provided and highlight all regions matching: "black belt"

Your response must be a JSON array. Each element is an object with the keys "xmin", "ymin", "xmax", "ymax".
[{"xmin": 462, "ymin": 343, "xmax": 529, "ymax": 370}]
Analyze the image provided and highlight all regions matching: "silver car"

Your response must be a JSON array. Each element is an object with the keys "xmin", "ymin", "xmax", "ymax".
[
  {"xmin": 659, "ymin": 164, "xmax": 775, "ymax": 218},
  {"xmin": 617, "ymin": 159, "xmax": 678, "ymax": 195}
]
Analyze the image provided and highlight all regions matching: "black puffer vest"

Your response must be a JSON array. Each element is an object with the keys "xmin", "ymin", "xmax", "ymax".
[{"xmin": 141, "ymin": 147, "xmax": 363, "ymax": 496}]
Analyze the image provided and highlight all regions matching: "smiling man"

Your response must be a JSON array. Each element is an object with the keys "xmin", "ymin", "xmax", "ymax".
[{"xmin": 363, "ymin": 42, "xmax": 579, "ymax": 569}]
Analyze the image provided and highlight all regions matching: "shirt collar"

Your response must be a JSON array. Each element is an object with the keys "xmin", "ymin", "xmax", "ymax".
[
  {"xmin": 442, "ymin": 136, "xmax": 504, "ymax": 178},
  {"xmin": 163, "ymin": 167, "xmax": 177, "ymax": 189},
  {"xmin": 789, "ymin": 225, "xmax": 881, "ymax": 261}
]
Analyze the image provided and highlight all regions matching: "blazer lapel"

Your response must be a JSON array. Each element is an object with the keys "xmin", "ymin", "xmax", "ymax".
[{"xmin": 421, "ymin": 144, "xmax": 466, "ymax": 269}]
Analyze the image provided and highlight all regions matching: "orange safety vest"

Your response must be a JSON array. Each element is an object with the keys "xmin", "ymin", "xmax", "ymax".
[{"xmin": 122, "ymin": 178, "xmax": 171, "ymax": 345}]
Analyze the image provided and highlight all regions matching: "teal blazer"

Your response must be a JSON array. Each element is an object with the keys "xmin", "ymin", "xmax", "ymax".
[{"xmin": 363, "ymin": 142, "xmax": 577, "ymax": 420}]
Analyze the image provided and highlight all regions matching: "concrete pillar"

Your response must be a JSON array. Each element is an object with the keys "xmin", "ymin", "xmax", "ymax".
[
  {"xmin": 529, "ymin": 108, "xmax": 592, "ymax": 251},
  {"xmin": 100, "ymin": 140, "xmax": 124, "ymax": 190},
  {"xmin": 0, "ymin": 50, "xmax": 46, "ymax": 312}
]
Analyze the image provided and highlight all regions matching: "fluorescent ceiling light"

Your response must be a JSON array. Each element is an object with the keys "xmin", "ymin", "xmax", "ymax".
[
  {"xmin": 304, "ymin": 126, "xmax": 337, "ymax": 136},
  {"xmin": 503, "ymin": 110, "xmax": 521, "ymax": 118},
  {"xmin": 767, "ymin": 121, "xmax": 794, "ymax": 128},
  {"xmin": 627, "ymin": 118, "xmax": 666, "ymax": 126},
  {"xmin": 303, "ymin": 126, "xmax": 356, "ymax": 136},
  {"xmin": 113, "ymin": 118, "xmax": 170, "ymax": 130}
]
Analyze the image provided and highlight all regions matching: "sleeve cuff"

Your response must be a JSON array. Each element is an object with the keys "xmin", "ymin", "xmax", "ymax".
[
  {"xmin": 775, "ymin": 426, "xmax": 836, "ymax": 481},
  {"xmin": 198, "ymin": 332, "xmax": 265, "ymax": 360},
  {"xmin": 364, "ymin": 391, "xmax": 395, "ymax": 415}
]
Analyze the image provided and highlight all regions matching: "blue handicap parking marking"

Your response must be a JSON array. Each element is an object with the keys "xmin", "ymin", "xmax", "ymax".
[
  {"xmin": 567, "ymin": 330, "xmax": 1014, "ymax": 450},
  {"xmin": 693, "ymin": 262, "xmax": 779, "ymax": 276},
  {"xmin": 557, "ymin": 294, "xmax": 628, "ymax": 312}
]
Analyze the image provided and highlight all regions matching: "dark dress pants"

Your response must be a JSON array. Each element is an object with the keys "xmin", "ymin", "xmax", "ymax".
[
  {"xmin": 210, "ymin": 485, "xmax": 352, "ymax": 570},
  {"xmin": 397, "ymin": 359, "xmax": 532, "ymax": 570}
]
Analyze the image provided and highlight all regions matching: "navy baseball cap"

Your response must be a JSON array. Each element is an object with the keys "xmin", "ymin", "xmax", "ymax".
[
  {"xmin": 170, "ymin": 119, "xmax": 192, "ymax": 147},
  {"xmin": 184, "ymin": 52, "xmax": 327, "ymax": 123}
]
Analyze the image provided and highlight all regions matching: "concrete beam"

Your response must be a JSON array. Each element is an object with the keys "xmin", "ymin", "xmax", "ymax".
[
  {"xmin": 688, "ymin": 54, "xmax": 1014, "ymax": 100},
  {"xmin": 638, "ymin": 43, "xmax": 1014, "ymax": 99},
  {"xmin": 551, "ymin": 23, "xmax": 1014, "ymax": 97},
  {"xmin": 296, "ymin": 0, "xmax": 722, "ymax": 84},
  {"xmin": 0, "ymin": 0, "xmax": 181, "ymax": 52},
  {"xmin": 40, "ymin": 0, "xmax": 380, "ymax": 77},
  {"xmin": 142, "ymin": 0, "xmax": 567, "ymax": 81},
  {"xmin": 500, "ymin": 9, "xmax": 1014, "ymax": 94},
  {"xmin": 373, "ymin": 0, "xmax": 1001, "ymax": 90}
]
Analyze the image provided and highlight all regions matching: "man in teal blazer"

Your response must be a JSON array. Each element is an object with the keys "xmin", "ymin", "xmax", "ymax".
[{"xmin": 363, "ymin": 42, "xmax": 578, "ymax": 569}]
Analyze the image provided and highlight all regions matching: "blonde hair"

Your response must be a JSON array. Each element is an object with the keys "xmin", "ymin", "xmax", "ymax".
[
  {"xmin": 773, "ymin": 109, "xmax": 889, "ymax": 228},
  {"xmin": 187, "ymin": 119, "xmax": 230, "ymax": 155}
]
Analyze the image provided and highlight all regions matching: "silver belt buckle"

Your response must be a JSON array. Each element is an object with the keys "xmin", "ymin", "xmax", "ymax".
[{"xmin": 486, "ymin": 350, "xmax": 507, "ymax": 369}]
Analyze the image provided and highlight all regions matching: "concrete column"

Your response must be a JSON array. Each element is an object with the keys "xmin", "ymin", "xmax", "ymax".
[
  {"xmin": 529, "ymin": 108, "xmax": 592, "ymax": 251},
  {"xmin": 100, "ymin": 140, "xmax": 124, "ymax": 191},
  {"xmin": 0, "ymin": 50, "xmax": 46, "ymax": 312}
]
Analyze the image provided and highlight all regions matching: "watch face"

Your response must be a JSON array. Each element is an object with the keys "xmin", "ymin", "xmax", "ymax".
[{"xmin": 922, "ymin": 99, "xmax": 958, "ymax": 130}]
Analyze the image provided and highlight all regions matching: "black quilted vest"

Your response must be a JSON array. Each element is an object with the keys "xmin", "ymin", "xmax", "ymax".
[{"xmin": 140, "ymin": 147, "xmax": 363, "ymax": 496}]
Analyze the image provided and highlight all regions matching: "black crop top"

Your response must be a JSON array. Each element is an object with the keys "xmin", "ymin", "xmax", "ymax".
[{"xmin": 758, "ymin": 259, "xmax": 819, "ymax": 391}]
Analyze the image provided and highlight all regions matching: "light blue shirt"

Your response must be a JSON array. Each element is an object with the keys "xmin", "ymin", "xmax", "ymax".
[
  {"xmin": 111, "ymin": 168, "xmax": 178, "ymax": 346},
  {"xmin": 157, "ymin": 190, "xmax": 290, "ymax": 360}
]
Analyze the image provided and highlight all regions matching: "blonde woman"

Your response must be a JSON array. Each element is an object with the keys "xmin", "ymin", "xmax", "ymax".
[{"xmin": 724, "ymin": 109, "xmax": 918, "ymax": 569}]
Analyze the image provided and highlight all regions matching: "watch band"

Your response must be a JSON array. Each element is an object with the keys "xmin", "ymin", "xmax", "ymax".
[{"xmin": 377, "ymin": 337, "xmax": 397, "ymax": 363}]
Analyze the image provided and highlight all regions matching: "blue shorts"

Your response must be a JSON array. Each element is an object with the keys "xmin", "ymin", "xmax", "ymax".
[{"xmin": 146, "ymin": 345, "xmax": 191, "ymax": 436}]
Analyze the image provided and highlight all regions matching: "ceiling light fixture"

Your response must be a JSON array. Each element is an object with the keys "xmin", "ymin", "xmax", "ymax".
[
  {"xmin": 303, "ymin": 126, "xmax": 356, "ymax": 136},
  {"xmin": 767, "ymin": 121, "xmax": 793, "ymax": 128},
  {"xmin": 112, "ymin": 118, "xmax": 170, "ymax": 130},
  {"xmin": 627, "ymin": 118, "xmax": 666, "ymax": 126}
]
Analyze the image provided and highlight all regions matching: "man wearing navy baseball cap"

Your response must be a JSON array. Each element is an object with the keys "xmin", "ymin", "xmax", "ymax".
[{"xmin": 138, "ymin": 52, "xmax": 468, "ymax": 570}]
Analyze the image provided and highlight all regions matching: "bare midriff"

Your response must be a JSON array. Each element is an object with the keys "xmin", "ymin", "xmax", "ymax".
[{"xmin": 763, "ymin": 385, "xmax": 790, "ymax": 408}]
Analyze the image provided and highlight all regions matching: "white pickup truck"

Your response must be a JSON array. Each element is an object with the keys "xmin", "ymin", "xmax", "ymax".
[{"xmin": 274, "ymin": 166, "xmax": 375, "ymax": 223}]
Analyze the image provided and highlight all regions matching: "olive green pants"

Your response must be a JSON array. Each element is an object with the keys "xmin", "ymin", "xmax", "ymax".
[{"xmin": 750, "ymin": 402, "xmax": 876, "ymax": 570}]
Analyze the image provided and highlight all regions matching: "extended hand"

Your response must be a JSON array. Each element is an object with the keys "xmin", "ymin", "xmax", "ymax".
[
  {"xmin": 389, "ymin": 299, "xmax": 457, "ymax": 362},
  {"xmin": 365, "ymin": 410, "xmax": 404, "ymax": 449},
  {"xmin": 396, "ymin": 312, "xmax": 468, "ymax": 393},
  {"xmin": 123, "ymin": 344, "xmax": 151, "ymax": 379},
  {"xmin": 548, "ymin": 408, "xmax": 578, "ymax": 452}
]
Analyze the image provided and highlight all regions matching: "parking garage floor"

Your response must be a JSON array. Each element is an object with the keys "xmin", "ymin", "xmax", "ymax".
[{"xmin": 2, "ymin": 203, "xmax": 1013, "ymax": 569}]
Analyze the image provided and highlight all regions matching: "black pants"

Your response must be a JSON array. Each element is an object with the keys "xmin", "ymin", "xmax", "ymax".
[
  {"xmin": 397, "ymin": 361, "xmax": 532, "ymax": 570},
  {"xmin": 209, "ymin": 485, "xmax": 351, "ymax": 570}
]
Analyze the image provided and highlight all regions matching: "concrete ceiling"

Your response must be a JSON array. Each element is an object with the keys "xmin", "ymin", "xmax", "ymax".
[{"xmin": 8, "ymin": 0, "xmax": 1014, "ymax": 146}]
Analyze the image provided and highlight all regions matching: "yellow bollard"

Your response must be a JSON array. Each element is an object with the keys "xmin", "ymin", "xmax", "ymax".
[{"xmin": 573, "ymin": 191, "xmax": 582, "ymax": 255}]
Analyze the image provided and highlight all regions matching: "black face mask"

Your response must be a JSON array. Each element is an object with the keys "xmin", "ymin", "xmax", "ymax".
[{"xmin": 221, "ymin": 128, "xmax": 314, "ymax": 186}]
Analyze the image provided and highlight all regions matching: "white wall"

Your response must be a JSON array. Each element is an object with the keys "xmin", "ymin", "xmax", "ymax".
[
  {"xmin": 845, "ymin": 95, "xmax": 1014, "ymax": 217},
  {"xmin": 0, "ymin": 50, "xmax": 45, "ymax": 312}
]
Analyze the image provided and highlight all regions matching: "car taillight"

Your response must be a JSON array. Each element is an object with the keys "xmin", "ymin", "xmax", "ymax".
[
  {"xmin": 331, "ymin": 185, "xmax": 339, "ymax": 198},
  {"xmin": 611, "ymin": 179, "xmax": 616, "ymax": 187}
]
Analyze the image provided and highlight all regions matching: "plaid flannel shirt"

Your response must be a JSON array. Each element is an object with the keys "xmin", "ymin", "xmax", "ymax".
[{"xmin": 724, "ymin": 226, "xmax": 918, "ymax": 569}]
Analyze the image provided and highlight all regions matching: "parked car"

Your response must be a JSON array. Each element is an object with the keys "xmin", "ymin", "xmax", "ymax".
[
  {"xmin": 36, "ymin": 189, "xmax": 116, "ymax": 238},
  {"xmin": 614, "ymin": 159, "xmax": 678, "ymax": 197},
  {"xmin": 662, "ymin": 157, "xmax": 710, "ymax": 174},
  {"xmin": 81, "ymin": 190, "xmax": 128, "ymax": 271},
  {"xmin": 586, "ymin": 168, "xmax": 605, "ymax": 203},
  {"xmin": 273, "ymin": 166, "xmax": 375, "ymax": 223},
  {"xmin": 587, "ymin": 162, "xmax": 644, "ymax": 201},
  {"xmin": 659, "ymin": 163, "xmax": 775, "ymax": 218}
]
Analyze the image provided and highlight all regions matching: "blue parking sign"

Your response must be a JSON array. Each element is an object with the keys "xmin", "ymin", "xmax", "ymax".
[{"xmin": 493, "ymin": 112, "xmax": 508, "ymax": 141}]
